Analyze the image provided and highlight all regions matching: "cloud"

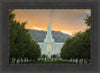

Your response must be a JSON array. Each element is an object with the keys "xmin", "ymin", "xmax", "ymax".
[
  {"xmin": 33, "ymin": 26, "xmax": 43, "ymax": 30},
  {"xmin": 14, "ymin": 9, "xmax": 91, "ymax": 34},
  {"xmin": 61, "ymin": 31, "xmax": 72, "ymax": 36}
]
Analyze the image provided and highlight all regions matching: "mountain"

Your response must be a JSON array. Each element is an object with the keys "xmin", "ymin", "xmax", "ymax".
[{"xmin": 28, "ymin": 29, "xmax": 72, "ymax": 43}]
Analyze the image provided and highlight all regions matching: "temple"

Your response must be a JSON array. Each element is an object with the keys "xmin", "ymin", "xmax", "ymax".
[{"xmin": 38, "ymin": 23, "xmax": 64, "ymax": 60}]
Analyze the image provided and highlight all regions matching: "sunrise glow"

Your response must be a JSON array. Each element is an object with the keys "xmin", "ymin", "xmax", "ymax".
[
  {"xmin": 61, "ymin": 31, "xmax": 72, "ymax": 36},
  {"xmin": 14, "ymin": 9, "xmax": 91, "ymax": 35},
  {"xmin": 33, "ymin": 26, "xmax": 43, "ymax": 30}
]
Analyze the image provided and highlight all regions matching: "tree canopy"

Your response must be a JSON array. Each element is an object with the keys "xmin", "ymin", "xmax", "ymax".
[
  {"xmin": 60, "ymin": 15, "xmax": 91, "ymax": 63},
  {"xmin": 9, "ymin": 9, "xmax": 41, "ymax": 63}
]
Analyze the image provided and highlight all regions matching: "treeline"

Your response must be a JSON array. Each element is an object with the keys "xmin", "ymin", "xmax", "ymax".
[
  {"xmin": 40, "ymin": 54, "xmax": 60, "ymax": 61},
  {"xmin": 9, "ymin": 9, "xmax": 41, "ymax": 64},
  {"xmin": 60, "ymin": 16, "xmax": 91, "ymax": 64}
]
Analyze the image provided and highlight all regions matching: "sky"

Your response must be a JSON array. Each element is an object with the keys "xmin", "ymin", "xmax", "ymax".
[{"xmin": 14, "ymin": 9, "xmax": 91, "ymax": 36}]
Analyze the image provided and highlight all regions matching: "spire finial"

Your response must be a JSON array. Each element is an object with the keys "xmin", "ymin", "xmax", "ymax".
[{"xmin": 49, "ymin": 13, "xmax": 51, "ymax": 24}]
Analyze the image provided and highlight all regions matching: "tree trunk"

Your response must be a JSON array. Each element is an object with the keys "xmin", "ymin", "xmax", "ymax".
[
  {"xmin": 87, "ymin": 59, "xmax": 89, "ymax": 64},
  {"xmin": 35, "ymin": 58, "xmax": 38, "ymax": 61},
  {"xmin": 82, "ymin": 59, "xmax": 84, "ymax": 64},
  {"xmin": 19, "ymin": 57, "xmax": 21, "ymax": 64},
  {"xmin": 77, "ymin": 58, "xmax": 79, "ymax": 64},
  {"xmin": 15, "ymin": 58, "xmax": 17, "ymax": 64},
  {"xmin": 23, "ymin": 58, "xmax": 24, "ymax": 63},
  {"xmin": 72, "ymin": 59, "xmax": 73, "ymax": 63}
]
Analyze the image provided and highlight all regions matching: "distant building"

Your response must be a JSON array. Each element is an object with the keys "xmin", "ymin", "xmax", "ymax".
[{"xmin": 38, "ymin": 23, "xmax": 64, "ymax": 59}]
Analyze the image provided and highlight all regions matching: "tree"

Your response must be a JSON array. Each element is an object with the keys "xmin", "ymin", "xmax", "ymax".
[
  {"xmin": 60, "ymin": 15, "xmax": 91, "ymax": 64},
  {"xmin": 9, "ymin": 9, "xmax": 41, "ymax": 64},
  {"xmin": 84, "ymin": 15, "xmax": 91, "ymax": 26},
  {"xmin": 41, "ymin": 54, "xmax": 46, "ymax": 61},
  {"xmin": 52, "ymin": 54, "xmax": 57, "ymax": 61}
]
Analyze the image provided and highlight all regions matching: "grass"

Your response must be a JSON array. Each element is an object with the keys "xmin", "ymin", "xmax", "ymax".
[{"xmin": 22, "ymin": 61, "xmax": 75, "ymax": 64}]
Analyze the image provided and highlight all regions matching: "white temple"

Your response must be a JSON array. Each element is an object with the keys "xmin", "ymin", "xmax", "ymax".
[{"xmin": 38, "ymin": 23, "xmax": 64, "ymax": 59}]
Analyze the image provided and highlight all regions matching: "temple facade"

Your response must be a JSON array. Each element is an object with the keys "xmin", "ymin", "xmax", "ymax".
[{"xmin": 38, "ymin": 23, "xmax": 64, "ymax": 59}]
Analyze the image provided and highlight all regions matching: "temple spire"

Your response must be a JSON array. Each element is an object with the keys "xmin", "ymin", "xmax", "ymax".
[
  {"xmin": 44, "ymin": 22, "xmax": 54, "ymax": 42},
  {"xmin": 49, "ymin": 13, "xmax": 51, "ymax": 24},
  {"xmin": 47, "ymin": 23, "xmax": 51, "ymax": 35}
]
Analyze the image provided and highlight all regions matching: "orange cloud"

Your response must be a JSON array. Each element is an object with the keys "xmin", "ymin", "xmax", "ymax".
[{"xmin": 14, "ymin": 9, "xmax": 91, "ymax": 35}]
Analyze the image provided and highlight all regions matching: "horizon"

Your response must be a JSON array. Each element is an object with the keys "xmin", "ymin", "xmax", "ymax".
[{"xmin": 28, "ymin": 28, "xmax": 72, "ymax": 36}]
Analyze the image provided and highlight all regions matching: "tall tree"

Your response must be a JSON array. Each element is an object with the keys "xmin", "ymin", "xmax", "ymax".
[
  {"xmin": 61, "ymin": 15, "xmax": 91, "ymax": 64},
  {"xmin": 9, "ymin": 9, "xmax": 41, "ymax": 64}
]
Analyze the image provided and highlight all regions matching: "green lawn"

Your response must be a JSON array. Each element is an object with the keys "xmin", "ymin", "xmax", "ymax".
[{"xmin": 22, "ymin": 61, "xmax": 75, "ymax": 64}]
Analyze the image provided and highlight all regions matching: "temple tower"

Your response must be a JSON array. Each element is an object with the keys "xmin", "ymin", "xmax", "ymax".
[
  {"xmin": 44, "ymin": 23, "xmax": 54, "ymax": 42},
  {"xmin": 44, "ymin": 23, "xmax": 54, "ymax": 59}
]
